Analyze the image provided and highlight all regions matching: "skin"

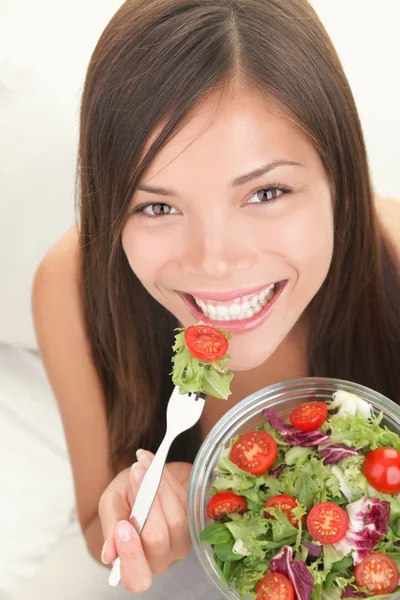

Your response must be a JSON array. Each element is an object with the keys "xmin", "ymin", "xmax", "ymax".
[
  {"xmin": 122, "ymin": 89, "xmax": 334, "ymax": 373},
  {"xmin": 31, "ymin": 87, "xmax": 399, "ymax": 593}
]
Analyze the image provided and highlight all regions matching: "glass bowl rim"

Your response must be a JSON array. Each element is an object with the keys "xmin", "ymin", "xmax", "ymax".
[{"xmin": 187, "ymin": 376, "xmax": 400, "ymax": 600}]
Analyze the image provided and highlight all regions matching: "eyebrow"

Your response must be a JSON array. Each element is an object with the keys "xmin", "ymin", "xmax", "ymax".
[{"xmin": 136, "ymin": 160, "xmax": 305, "ymax": 197}]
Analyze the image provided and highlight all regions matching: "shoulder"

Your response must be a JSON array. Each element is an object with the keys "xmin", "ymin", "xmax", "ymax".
[
  {"xmin": 33, "ymin": 226, "xmax": 80, "ymax": 293},
  {"xmin": 375, "ymin": 196, "xmax": 400, "ymax": 258}
]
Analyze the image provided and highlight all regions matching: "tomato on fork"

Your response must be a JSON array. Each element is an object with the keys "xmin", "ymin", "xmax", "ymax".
[{"xmin": 184, "ymin": 325, "xmax": 228, "ymax": 362}]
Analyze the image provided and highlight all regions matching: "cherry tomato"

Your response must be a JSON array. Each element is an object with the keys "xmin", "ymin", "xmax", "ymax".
[
  {"xmin": 307, "ymin": 502, "xmax": 348, "ymax": 544},
  {"xmin": 256, "ymin": 573, "xmax": 294, "ymax": 600},
  {"xmin": 206, "ymin": 491, "xmax": 248, "ymax": 520},
  {"xmin": 289, "ymin": 401, "xmax": 328, "ymax": 431},
  {"xmin": 230, "ymin": 431, "xmax": 278, "ymax": 475},
  {"xmin": 355, "ymin": 553, "xmax": 399, "ymax": 595},
  {"xmin": 264, "ymin": 495, "xmax": 303, "ymax": 529},
  {"xmin": 363, "ymin": 447, "xmax": 400, "ymax": 494},
  {"xmin": 184, "ymin": 325, "xmax": 228, "ymax": 362}
]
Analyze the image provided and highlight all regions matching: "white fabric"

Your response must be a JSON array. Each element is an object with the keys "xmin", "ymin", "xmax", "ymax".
[
  {"xmin": 13, "ymin": 518, "xmax": 224, "ymax": 600},
  {"xmin": 0, "ymin": 344, "xmax": 223, "ymax": 600},
  {"xmin": 0, "ymin": 345, "xmax": 75, "ymax": 598}
]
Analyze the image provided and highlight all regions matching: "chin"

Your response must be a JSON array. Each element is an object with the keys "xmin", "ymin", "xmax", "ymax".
[{"xmin": 228, "ymin": 338, "xmax": 278, "ymax": 372}]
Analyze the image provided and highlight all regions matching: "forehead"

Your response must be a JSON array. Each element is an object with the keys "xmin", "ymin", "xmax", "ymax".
[{"xmin": 142, "ymin": 89, "xmax": 323, "ymax": 186}]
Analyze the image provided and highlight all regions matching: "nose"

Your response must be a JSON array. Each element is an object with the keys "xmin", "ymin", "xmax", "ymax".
[{"xmin": 179, "ymin": 215, "xmax": 257, "ymax": 280}]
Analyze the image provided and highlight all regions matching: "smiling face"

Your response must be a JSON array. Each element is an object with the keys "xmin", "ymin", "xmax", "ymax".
[{"xmin": 121, "ymin": 90, "xmax": 334, "ymax": 371}]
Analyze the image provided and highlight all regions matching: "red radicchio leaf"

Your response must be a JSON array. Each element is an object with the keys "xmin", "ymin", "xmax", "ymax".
[
  {"xmin": 335, "ymin": 497, "xmax": 391, "ymax": 565},
  {"xmin": 269, "ymin": 546, "xmax": 314, "ymax": 600},
  {"xmin": 264, "ymin": 408, "xmax": 331, "ymax": 447},
  {"xmin": 341, "ymin": 586, "xmax": 367, "ymax": 598},
  {"xmin": 318, "ymin": 443, "xmax": 359, "ymax": 464}
]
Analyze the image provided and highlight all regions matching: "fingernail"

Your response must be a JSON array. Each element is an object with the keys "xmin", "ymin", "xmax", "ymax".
[
  {"xmin": 101, "ymin": 541, "xmax": 110, "ymax": 564},
  {"xmin": 136, "ymin": 449, "xmax": 153, "ymax": 462},
  {"xmin": 117, "ymin": 521, "xmax": 133, "ymax": 542},
  {"xmin": 131, "ymin": 462, "xmax": 147, "ymax": 485}
]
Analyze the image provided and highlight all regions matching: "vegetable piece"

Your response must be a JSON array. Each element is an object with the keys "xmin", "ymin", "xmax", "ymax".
[
  {"xmin": 354, "ymin": 552, "xmax": 399, "ymax": 595},
  {"xmin": 264, "ymin": 408, "xmax": 331, "ymax": 447},
  {"xmin": 363, "ymin": 447, "xmax": 400, "ymax": 494},
  {"xmin": 171, "ymin": 327, "xmax": 233, "ymax": 398},
  {"xmin": 301, "ymin": 541, "xmax": 322, "ymax": 561},
  {"xmin": 207, "ymin": 491, "xmax": 248, "ymax": 520},
  {"xmin": 289, "ymin": 402, "xmax": 328, "ymax": 431},
  {"xmin": 264, "ymin": 495, "xmax": 303, "ymax": 529},
  {"xmin": 334, "ymin": 496, "xmax": 390, "ymax": 565},
  {"xmin": 269, "ymin": 546, "xmax": 314, "ymax": 600},
  {"xmin": 184, "ymin": 324, "xmax": 228, "ymax": 361},
  {"xmin": 318, "ymin": 443, "xmax": 359, "ymax": 465},
  {"xmin": 230, "ymin": 430, "xmax": 278, "ymax": 475},
  {"xmin": 330, "ymin": 390, "xmax": 373, "ymax": 419},
  {"xmin": 307, "ymin": 502, "xmax": 348, "ymax": 545},
  {"xmin": 255, "ymin": 573, "xmax": 294, "ymax": 600}
]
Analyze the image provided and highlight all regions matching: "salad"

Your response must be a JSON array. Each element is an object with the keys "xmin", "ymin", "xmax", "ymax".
[
  {"xmin": 171, "ymin": 324, "xmax": 233, "ymax": 399},
  {"xmin": 200, "ymin": 390, "xmax": 400, "ymax": 600}
]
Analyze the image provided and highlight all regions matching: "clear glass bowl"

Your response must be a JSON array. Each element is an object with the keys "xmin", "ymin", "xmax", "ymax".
[{"xmin": 187, "ymin": 377, "xmax": 400, "ymax": 600}]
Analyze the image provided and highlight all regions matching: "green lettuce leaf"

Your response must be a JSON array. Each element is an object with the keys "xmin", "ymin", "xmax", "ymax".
[{"xmin": 170, "ymin": 328, "xmax": 233, "ymax": 399}]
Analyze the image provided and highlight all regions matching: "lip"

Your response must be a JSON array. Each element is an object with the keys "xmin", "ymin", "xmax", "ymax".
[
  {"xmin": 179, "ymin": 281, "xmax": 287, "ymax": 335},
  {"xmin": 179, "ymin": 283, "xmax": 275, "ymax": 303}
]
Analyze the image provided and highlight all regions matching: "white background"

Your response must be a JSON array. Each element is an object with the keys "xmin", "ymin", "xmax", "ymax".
[{"xmin": 0, "ymin": 0, "xmax": 399, "ymax": 348}]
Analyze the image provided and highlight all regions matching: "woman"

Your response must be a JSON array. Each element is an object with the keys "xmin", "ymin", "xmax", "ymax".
[{"xmin": 32, "ymin": 0, "xmax": 400, "ymax": 596}]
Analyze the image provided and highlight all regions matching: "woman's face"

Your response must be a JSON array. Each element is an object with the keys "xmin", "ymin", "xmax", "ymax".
[{"xmin": 122, "ymin": 90, "xmax": 334, "ymax": 370}]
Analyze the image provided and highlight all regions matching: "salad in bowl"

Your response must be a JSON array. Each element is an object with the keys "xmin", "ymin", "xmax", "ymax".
[{"xmin": 187, "ymin": 378, "xmax": 400, "ymax": 600}]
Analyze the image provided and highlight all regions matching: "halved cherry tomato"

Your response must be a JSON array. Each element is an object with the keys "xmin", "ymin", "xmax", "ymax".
[
  {"xmin": 289, "ymin": 401, "xmax": 328, "ymax": 431},
  {"xmin": 230, "ymin": 430, "xmax": 278, "ymax": 475},
  {"xmin": 264, "ymin": 495, "xmax": 303, "ymax": 529},
  {"xmin": 363, "ymin": 447, "xmax": 400, "ymax": 494},
  {"xmin": 206, "ymin": 491, "xmax": 248, "ymax": 520},
  {"xmin": 355, "ymin": 553, "xmax": 399, "ymax": 595},
  {"xmin": 307, "ymin": 502, "xmax": 348, "ymax": 544},
  {"xmin": 184, "ymin": 325, "xmax": 228, "ymax": 362},
  {"xmin": 256, "ymin": 573, "xmax": 294, "ymax": 600}
]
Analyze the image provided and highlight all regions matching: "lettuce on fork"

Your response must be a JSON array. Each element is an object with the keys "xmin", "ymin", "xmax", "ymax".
[{"xmin": 171, "ymin": 326, "xmax": 233, "ymax": 399}]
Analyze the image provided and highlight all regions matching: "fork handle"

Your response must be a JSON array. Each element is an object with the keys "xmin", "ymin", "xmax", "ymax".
[{"xmin": 108, "ymin": 431, "xmax": 175, "ymax": 587}]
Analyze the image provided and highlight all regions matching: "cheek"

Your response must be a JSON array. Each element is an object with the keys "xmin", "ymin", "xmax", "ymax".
[
  {"xmin": 273, "ymin": 196, "xmax": 334, "ymax": 283},
  {"xmin": 121, "ymin": 224, "xmax": 170, "ymax": 287}
]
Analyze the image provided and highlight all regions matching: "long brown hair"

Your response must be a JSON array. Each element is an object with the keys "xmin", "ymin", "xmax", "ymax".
[{"xmin": 78, "ymin": 0, "xmax": 400, "ymax": 473}]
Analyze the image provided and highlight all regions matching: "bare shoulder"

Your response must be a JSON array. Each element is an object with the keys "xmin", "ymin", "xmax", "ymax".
[
  {"xmin": 376, "ymin": 196, "xmax": 400, "ymax": 258},
  {"xmin": 32, "ymin": 227, "xmax": 113, "ymax": 534}
]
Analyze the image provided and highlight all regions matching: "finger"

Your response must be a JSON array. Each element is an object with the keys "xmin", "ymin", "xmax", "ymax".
[
  {"xmin": 115, "ymin": 520, "xmax": 153, "ymax": 593},
  {"xmin": 157, "ymin": 469, "xmax": 192, "ymax": 559},
  {"xmin": 136, "ymin": 450, "xmax": 188, "ymax": 509},
  {"xmin": 130, "ymin": 462, "xmax": 171, "ymax": 574}
]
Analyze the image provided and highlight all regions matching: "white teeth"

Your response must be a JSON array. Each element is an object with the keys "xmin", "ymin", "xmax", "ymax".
[
  {"xmin": 229, "ymin": 304, "xmax": 241, "ymax": 317},
  {"xmin": 192, "ymin": 283, "xmax": 278, "ymax": 322},
  {"xmin": 250, "ymin": 295, "xmax": 258, "ymax": 308},
  {"xmin": 216, "ymin": 305, "xmax": 229, "ymax": 318},
  {"xmin": 208, "ymin": 304, "xmax": 217, "ymax": 317}
]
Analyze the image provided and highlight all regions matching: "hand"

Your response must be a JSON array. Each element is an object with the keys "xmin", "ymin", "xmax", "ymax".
[{"xmin": 99, "ymin": 449, "xmax": 193, "ymax": 592}]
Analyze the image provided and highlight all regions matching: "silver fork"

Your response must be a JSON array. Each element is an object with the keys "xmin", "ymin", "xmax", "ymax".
[{"xmin": 108, "ymin": 386, "xmax": 206, "ymax": 587}]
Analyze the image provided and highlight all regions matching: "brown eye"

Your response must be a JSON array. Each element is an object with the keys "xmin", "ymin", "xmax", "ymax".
[
  {"xmin": 152, "ymin": 203, "xmax": 171, "ymax": 215},
  {"xmin": 254, "ymin": 188, "xmax": 283, "ymax": 202},
  {"xmin": 247, "ymin": 186, "xmax": 286, "ymax": 206}
]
